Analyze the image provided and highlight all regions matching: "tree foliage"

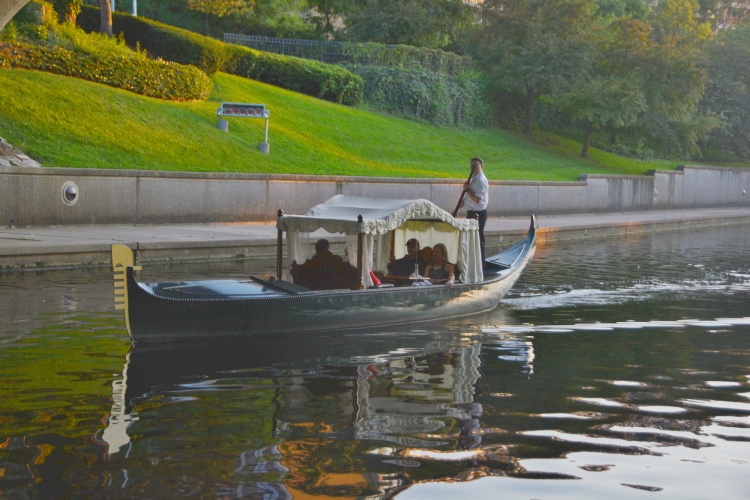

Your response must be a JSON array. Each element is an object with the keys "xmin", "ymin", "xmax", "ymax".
[
  {"xmin": 184, "ymin": 0, "xmax": 255, "ymax": 17},
  {"xmin": 631, "ymin": 0, "xmax": 713, "ymax": 158},
  {"xmin": 554, "ymin": 17, "xmax": 648, "ymax": 158},
  {"xmin": 475, "ymin": 0, "xmax": 595, "ymax": 135},
  {"xmin": 307, "ymin": 0, "xmax": 354, "ymax": 35},
  {"xmin": 50, "ymin": 0, "xmax": 83, "ymax": 22},
  {"xmin": 476, "ymin": 0, "xmax": 720, "ymax": 159},
  {"xmin": 230, "ymin": 0, "xmax": 310, "ymax": 37},
  {"xmin": 344, "ymin": 0, "xmax": 474, "ymax": 48},
  {"xmin": 700, "ymin": 23, "xmax": 750, "ymax": 158},
  {"xmin": 596, "ymin": 0, "xmax": 649, "ymax": 20}
]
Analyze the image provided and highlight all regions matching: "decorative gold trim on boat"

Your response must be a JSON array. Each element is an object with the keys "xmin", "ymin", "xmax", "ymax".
[{"xmin": 112, "ymin": 244, "xmax": 141, "ymax": 340}]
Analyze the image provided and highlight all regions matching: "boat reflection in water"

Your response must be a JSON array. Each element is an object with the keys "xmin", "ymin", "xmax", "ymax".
[{"xmin": 98, "ymin": 327, "xmax": 535, "ymax": 498}]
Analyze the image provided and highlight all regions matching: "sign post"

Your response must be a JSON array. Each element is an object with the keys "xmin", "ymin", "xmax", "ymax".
[{"xmin": 217, "ymin": 102, "xmax": 271, "ymax": 154}]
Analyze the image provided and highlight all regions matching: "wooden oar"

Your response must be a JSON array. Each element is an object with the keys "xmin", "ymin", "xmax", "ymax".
[{"xmin": 451, "ymin": 164, "xmax": 475, "ymax": 217}]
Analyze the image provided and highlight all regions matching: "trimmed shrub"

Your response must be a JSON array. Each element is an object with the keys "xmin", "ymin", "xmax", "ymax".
[
  {"xmin": 347, "ymin": 64, "xmax": 486, "ymax": 128},
  {"xmin": 0, "ymin": 42, "xmax": 213, "ymax": 101},
  {"xmin": 77, "ymin": 6, "xmax": 363, "ymax": 105},
  {"xmin": 234, "ymin": 51, "xmax": 363, "ymax": 106},
  {"xmin": 78, "ymin": 6, "xmax": 230, "ymax": 75}
]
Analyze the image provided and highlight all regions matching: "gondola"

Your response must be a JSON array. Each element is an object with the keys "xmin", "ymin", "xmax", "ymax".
[{"xmin": 112, "ymin": 196, "xmax": 537, "ymax": 342}]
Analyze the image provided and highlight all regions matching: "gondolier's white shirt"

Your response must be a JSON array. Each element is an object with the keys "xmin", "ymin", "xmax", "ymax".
[{"xmin": 465, "ymin": 170, "xmax": 489, "ymax": 211}]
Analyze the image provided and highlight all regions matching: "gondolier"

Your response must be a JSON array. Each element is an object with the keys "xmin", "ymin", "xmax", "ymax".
[{"xmin": 461, "ymin": 157, "xmax": 489, "ymax": 263}]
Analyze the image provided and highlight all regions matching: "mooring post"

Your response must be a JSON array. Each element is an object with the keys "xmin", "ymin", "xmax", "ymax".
[
  {"xmin": 357, "ymin": 215, "xmax": 364, "ymax": 289},
  {"xmin": 276, "ymin": 209, "xmax": 283, "ymax": 280}
]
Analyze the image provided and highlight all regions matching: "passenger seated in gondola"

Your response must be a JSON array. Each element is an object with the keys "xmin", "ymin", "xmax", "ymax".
[
  {"xmin": 424, "ymin": 243, "xmax": 456, "ymax": 288},
  {"xmin": 387, "ymin": 238, "xmax": 428, "ymax": 277},
  {"xmin": 420, "ymin": 246, "xmax": 433, "ymax": 266},
  {"xmin": 291, "ymin": 239, "xmax": 359, "ymax": 290}
]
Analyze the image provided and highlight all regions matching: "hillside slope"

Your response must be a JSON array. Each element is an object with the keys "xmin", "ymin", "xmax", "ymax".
[{"xmin": 0, "ymin": 68, "xmax": 680, "ymax": 180}]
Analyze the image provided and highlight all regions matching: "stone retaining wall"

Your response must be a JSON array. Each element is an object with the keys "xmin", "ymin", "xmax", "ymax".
[
  {"xmin": 1, "ymin": 136, "xmax": 748, "ymax": 226},
  {"xmin": 0, "ymin": 137, "xmax": 41, "ymax": 168}
]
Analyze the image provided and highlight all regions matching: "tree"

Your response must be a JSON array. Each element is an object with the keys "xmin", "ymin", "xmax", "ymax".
[
  {"xmin": 596, "ymin": 0, "xmax": 649, "ymax": 20},
  {"xmin": 693, "ymin": 0, "xmax": 750, "ymax": 30},
  {"xmin": 700, "ymin": 24, "xmax": 750, "ymax": 158},
  {"xmin": 184, "ymin": 0, "xmax": 254, "ymax": 36},
  {"xmin": 185, "ymin": 0, "xmax": 255, "ymax": 17},
  {"xmin": 344, "ymin": 0, "xmax": 474, "ymax": 48},
  {"xmin": 475, "ymin": 0, "xmax": 596, "ymax": 135},
  {"xmin": 99, "ymin": 0, "xmax": 111, "ymax": 37},
  {"xmin": 555, "ymin": 18, "xmax": 648, "ymax": 158},
  {"xmin": 50, "ymin": 0, "xmax": 83, "ymax": 22},
  {"xmin": 308, "ymin": 0, "xmax": 353, "ymax": 36},
  {"xmin": 633, "ymin": 0, "xmax": 713, "ymax": 158},
  {"xmin": 231, "ymin": 0, "xmax": 309, "ymax": 37}
]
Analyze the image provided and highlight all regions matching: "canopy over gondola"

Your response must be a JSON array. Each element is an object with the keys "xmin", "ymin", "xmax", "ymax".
[
  {"xmin": 277, "ymin": 195, "xmax": 483, "ymax": 285},
  {"xmin": 278, "ymin": 195, "xmax": 478, "ymax": 235}
]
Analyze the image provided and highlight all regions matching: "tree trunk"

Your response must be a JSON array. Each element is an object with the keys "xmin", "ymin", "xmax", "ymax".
[
  {"xmin": 100, "ymin": 0, "xmax": 113, "ymax": 37},
  {"xmin": 607, "ymin": 121, "xmax": 617, "ymax": 145},
  {"xmin": 204, "ymin": 13, "xmax": 210, "ymax": 37},
  {"xmin": 581, "ymin": 120, "xmax": 593, "ymax": 159},
  {"xmin": 524, "ymin": 84, "xmax": 535, "ymax": 136}
]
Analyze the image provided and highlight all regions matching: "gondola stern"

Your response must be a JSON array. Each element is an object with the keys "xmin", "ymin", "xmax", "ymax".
[{"xmin": 111, "ymin": 244, "xmax": 141, "ymax": 342}]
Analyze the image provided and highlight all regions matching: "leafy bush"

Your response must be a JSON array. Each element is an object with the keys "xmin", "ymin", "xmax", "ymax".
[
  {"xmin": 0, "ymin": 22, "xmax": 18, "ymax": 42},
  {"xmin": 77, "ymin": 5, "xmax": 363, "ymax": 105},
  {"xmin": 341, "ymin": 42, "xmax": 471, "ymax": 77},
  {"xmin": 2, "ymin": 1, "xmax": 53, "ymax": 42},
  {"xmin": 347, "ymin": 64, "xmax": 486, "ymax": 128},
  {"xmin": 0, "ymin": 41, "xmax": 213, "ymax": 101},
  {"xmin": 234, "ymin": 51, "xmax": 363, "ymax": 105}
]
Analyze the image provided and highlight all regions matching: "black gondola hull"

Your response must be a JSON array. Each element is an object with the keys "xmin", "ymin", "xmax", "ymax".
[{"xmin": 119, "ymin": 217, "xmax": 537, "ymax": 342}]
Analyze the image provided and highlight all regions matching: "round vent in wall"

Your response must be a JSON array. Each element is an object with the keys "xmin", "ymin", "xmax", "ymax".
[{"xmin": 61, "ymin": 181, "xmax": 80, "ymax": 206}]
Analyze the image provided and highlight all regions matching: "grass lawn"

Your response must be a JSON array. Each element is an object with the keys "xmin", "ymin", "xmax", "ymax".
[{"xmin": 0, "ymin": 68, "xmax": 726, "ymax": 181}]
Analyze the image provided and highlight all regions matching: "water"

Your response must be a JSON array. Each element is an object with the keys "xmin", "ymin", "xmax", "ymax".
[{"xmin": 1, "ymin": 224, "xmax": 749, "ymax": 498}]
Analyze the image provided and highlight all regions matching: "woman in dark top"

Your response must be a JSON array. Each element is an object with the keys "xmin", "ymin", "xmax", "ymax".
[{"xmin": 424, "ymin": 243, "xmax": 455, "ymax": 288}]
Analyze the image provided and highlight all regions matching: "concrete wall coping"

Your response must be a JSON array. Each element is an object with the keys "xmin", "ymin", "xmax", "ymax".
[
  {"xmin": 678, "ymin": 164, "xmax": 750, "ymax": 172},
  {"xmin": 646, "ymin": 169, "xmax": 684, "ymax": 176},
  {"xmin": 0, "ymin": 165, "xmax": 586, "ymax": 186},
  {"xmin": 579, "ymin": 174, "xmax": 655, "ymax": 180}
]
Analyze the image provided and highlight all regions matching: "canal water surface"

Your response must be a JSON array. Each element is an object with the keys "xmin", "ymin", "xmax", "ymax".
[{"xmin": 1, "ymin": 223, "xmax": 749, "ymax": 498}]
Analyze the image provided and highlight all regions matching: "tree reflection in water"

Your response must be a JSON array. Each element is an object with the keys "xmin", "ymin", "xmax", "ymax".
[{"xmin": 1, "ymin": 223, "xmax": 749, "ymax": 498}]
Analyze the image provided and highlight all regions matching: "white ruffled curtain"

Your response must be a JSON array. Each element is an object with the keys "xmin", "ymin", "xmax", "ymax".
[
  {"xmin": 374, "ymin": 232, "xmax": 392, "ymax": 272},
  {"xmin": 286, "ymin": 231, "xmax": 312, "ymax": 279},
  {"xmin": 345, "ymin": 235, "xmax": 374, "ymax": 288},
  {"xmin": 457, "ymin": 229, "xmax": 483, "ymax": 283}
]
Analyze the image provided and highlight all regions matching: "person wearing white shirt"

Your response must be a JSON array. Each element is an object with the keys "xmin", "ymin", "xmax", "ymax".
[{"xmin": 460, "ymin": 157, "xmax": 489, "ymax": 263}]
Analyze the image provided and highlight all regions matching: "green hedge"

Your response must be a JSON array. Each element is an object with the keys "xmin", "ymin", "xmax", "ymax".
[
  {"xmin": 77, "ymin": 6, "xmax": 363, "ymax": 105},
  {"xmin": 347, "ymin": 64, "xmax": 487, "ymax": 128},
  {"xmin": 0, "ymin": 41, "xmax": 213, "ymax": 101},
  {"xmin": 232, "ymin": 51, "xmax": 363, "ymax": 106}
]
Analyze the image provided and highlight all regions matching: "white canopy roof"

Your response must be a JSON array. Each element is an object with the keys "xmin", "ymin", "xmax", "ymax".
[{"xmin": 277, "ymin": 195, "xmax": 478, "ymax": 235}]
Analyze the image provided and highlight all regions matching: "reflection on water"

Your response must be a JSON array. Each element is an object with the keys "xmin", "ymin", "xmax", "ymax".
[{"xmin": 0, "ymin": 224, "xmax": 749, "ymax": 498}]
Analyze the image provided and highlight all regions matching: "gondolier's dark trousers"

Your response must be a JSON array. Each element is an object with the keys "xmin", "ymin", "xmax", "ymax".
[{"xmin": 467, "ymin": 209, "xmax": 487, "ymax": 263}]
